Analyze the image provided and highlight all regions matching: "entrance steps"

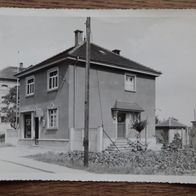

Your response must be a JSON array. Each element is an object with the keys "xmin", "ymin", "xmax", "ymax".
[{"xmin": 105, "ymin": 139, "xmax": 131, "ymax": 152}]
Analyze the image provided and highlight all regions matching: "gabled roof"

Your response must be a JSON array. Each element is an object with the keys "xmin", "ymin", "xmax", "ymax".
[
  {"xmin": 16, "ymin": 42, "xmax": 161, "ymax": 78},
  {"xmin": 112, "ymin": 101, "xmax": 144, "ymax": 113},
  {"xmin": 156, "ymin": 118, "xmax": 187, "ymax": 129},
  {"xmin": 0, "ymin": 66, "xmax": 18, "ymax": 81}
]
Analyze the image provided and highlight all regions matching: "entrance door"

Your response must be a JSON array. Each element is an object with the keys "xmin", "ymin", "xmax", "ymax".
[
  {"xmin": 34, "ymin": 117, "xmax": 39, "ymax": 145},
  {"xmin": 117, "ymin": 112, "xmax": 126, "ymax": 138},
  {"xmin": 24, "ymin": 114, "xmax": 31, "ymax": 138}
]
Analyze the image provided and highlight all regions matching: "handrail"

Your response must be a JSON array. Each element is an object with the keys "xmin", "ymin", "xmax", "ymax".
[{"xmin": 102, "ymin": 128, "xmax": 120, "ymax": 152}]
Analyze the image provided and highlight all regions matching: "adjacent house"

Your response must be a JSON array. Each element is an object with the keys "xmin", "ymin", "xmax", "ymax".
[
  {"xmin": 155, "ymin": 117, "xmax": 189, "ymax": 146},
  {"xmin": 0, "ymin": 66, "xmax": 18, "ymax": 144},
  {"xmin": 16, "ymin": 30, "xmax": 161, "ymax": 151},
  {"xmin": 0, "ymin": 66, "xmax": 18, "ymax": 123}
]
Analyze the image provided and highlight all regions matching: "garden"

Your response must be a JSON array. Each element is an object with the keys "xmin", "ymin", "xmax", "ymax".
[{"xmin": 27, "ymin": 135, "xmax": 196, "ymax": 176}]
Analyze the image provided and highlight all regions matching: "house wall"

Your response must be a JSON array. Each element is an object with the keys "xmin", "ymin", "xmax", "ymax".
[
  {"xmin": 68, "ymin": 63, "xmax": 156, "ymax": 141},
  {"xmin": 19, "ymin": 60, "xmax": 157, "ymax": 146},
  {"xmin": 19, "ymin": 62, "xmax": 69, "ymax": 140}
]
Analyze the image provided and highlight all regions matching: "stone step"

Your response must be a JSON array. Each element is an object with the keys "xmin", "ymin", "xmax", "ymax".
[
  {"xmin": 107, "ymin": 145, "xmax": 130, "ymax": 149},
  {"xmin": 104, "ymin": 139, "xmax": 132, "ymax": 152}
]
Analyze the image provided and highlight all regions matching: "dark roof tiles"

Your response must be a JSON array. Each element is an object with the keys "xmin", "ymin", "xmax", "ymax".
[
  {"xmin": 156, "ymin": 118, "xmax": 187, "ymax": 129},
  {"xmin": 71, "ymin": 43, "xmax": 161, "ymax": 75},
  {"xmin": 16, "ymin": 42, "xmax": 161, "ymax": 77},
  {"xmin": 0, "ymin": 66, "xmax": 18, "ymax": 81},
  {"xmin": 112, "ymin": 101, "xmax": 144, "ymax": 112}
]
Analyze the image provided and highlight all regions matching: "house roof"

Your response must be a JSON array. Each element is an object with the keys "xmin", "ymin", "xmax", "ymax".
[
  {"xmin": 112, "ymin": 101, "xmax": 144, "ymax": 112},
  {"xmin": 16, "ymin": 42, "xmax": 161, "ymax": 78},
  {"xmin": 156, "ymin": 118, "xmax": 187, "ymax": 129},
  {"xmin": 71, "ymin": 43, "xmax": 161, "ymax": 76},
  {"xmin": 0, "ymin": 66, "xmax": 18, "ymax": 81}
]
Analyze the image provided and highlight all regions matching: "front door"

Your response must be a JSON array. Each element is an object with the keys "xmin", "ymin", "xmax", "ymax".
[
  {"xmin": 117, "ymin": 112, "xmax": 126, "ymax": 138},
  {"xmin": 34, "ymin": 117, "xmax": 39, "ymax": 145},
  {"xmin": 24, "ymin": 114, "xmax": 31, "ymax": 138}
]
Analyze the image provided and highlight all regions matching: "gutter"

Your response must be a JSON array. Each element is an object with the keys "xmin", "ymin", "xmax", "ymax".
[{"xmin": 15, "ymin": 56, "xmax": 161, "ymax": 78}]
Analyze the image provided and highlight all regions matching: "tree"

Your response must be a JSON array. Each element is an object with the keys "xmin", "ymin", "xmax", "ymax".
[{"xmin": 1, "ymin": 86, "xmax": 18, "ymax": 129}]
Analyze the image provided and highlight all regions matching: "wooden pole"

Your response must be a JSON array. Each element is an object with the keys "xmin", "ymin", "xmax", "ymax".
[{"xmin": 84, "ymin": 17, "xmax": 90, "ymax": 167}]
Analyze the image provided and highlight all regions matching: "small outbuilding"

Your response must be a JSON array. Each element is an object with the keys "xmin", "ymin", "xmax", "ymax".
[{"xmin": 155, "ymin": 117, "xmax": 189, "ymax": 146}]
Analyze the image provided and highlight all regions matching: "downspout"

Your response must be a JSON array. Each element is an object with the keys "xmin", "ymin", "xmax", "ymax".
[{"xmin": 73, "ymin": 56, "xmax": 79, "ymax": 128}]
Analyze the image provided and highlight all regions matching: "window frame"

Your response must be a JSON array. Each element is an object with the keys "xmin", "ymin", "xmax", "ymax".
[
  {"xmin": 47, "ymin": 108, "xmax": 58, "ymax": 129},
  {"xmin": 124, "ymin": 73, "xmax": 136, "ymax": 92},
  {"xmin": 25, "ymin": 75, "xmax": 35, "ymax": 96},
  {"xmin": 47, "ymin": 67, "xmax": 59, "ymax": 92}
]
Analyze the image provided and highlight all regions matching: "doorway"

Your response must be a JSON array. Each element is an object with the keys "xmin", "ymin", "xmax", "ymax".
[
  {"xmin": 34, "ymin": 117, "xmax": 39, "ymax": 145},
  {"xmin": 117, "ymin": 112, "xmax": 126, "ymax": 138},
  {"xmin": 24, "ymin": 113, "xmax": 31, "ymax": 138}
]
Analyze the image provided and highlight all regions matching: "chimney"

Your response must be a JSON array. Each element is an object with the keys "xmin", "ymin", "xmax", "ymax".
[
  {"xmin": 74, "ymin": 30, "xmax": 83, "ymax": 46},
  {"xmin": 112, "ymin": 49, "xmax": 121, "ymax": 55},
  {"xmin": 19, "ymin": 62, "xmax": 23, "ymax": 72}
]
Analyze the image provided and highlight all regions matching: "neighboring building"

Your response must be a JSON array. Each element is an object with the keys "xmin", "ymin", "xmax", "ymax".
[
  {"xmin": 16, "ymin": 30, "xmax": 161, "ymax": 151},
  {"xmin": 0, "ymin": 66, "xmax": 18, "ymax": 123},
  {"xmin": 156, "ymin": 117, "xmax": 189, "ymax": 146},
  {"xmin": 0, "ymin": 66, "xmax": 18, "ymax": 144},
  {"xmin": 190, "ymin": 111, "xmax": 196, "ymax": 148}
]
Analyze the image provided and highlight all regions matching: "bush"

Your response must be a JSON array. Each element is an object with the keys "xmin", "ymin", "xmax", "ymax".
[
  {"xmin": 163, "ymin": 133, "xmax": 182, "ymax": 151},
  {"xmin": 28, "ymin": 146, "xmax": 196, "ymax": 175},
  {"xmin": 127, "ymin": 140, "xmax": 147, "ymax": 152}
]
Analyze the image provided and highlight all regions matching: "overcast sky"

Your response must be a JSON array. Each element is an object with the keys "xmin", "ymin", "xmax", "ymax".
[{"xmin": 0, "ymin": 10, "xmax": 195, "ymax": 125}]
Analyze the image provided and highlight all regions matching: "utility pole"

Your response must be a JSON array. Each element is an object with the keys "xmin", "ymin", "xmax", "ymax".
[{"xmin": 83, "ymin": 17, "xmax": 91, "ymax": 167}]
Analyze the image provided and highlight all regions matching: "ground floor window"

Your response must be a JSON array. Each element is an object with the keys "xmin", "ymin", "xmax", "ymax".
[{"xmin": 48, "ymin": 108, "xmax": 58, "ymax": 129}]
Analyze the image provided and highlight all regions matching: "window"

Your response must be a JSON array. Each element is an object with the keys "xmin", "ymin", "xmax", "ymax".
[
  {"xmin": 48, "ymin": 108, "xmax": 58, "ymax": 129},
  {"xmin": 125, "ymin": 74, "xmax": 136, "ymax": 92},
  {"xmin": 48, "ymin": 68, "xmax": 58, "ymax": 91},
  {"xmin": 26, "ymin": 76, "xmax": 35, "ymax": 96}
]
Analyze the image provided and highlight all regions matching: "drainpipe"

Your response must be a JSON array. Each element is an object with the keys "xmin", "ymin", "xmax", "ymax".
[{"xmin": 73, "ymin": 56, "xmax": 79, "ymax": 128}]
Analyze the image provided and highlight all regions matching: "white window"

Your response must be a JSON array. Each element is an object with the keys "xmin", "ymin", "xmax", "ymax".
[
  {"xmin": 48, "ymin": 108, "xmax": 58, "ymax": 129},
  {"xmin": 26, "ymin": 76, "xmax": 35, "ymax": 96},
  {"xmin": 125, "ymin": 74, "xmax": 136, "ymax": 92},
  {"xmin": 48, "ymin": 68, "xmax": 58, "ymax": 91}
]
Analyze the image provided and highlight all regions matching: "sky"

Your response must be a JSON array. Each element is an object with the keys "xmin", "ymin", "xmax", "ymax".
[{"xmin": 0, "ymin": 9, "xmax": 196, "ymax": 125}]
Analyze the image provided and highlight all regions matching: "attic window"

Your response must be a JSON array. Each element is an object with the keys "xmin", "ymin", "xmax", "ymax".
[{"xmin": 99, "ymin": 50, "xmax": 106, "ymax": 55}]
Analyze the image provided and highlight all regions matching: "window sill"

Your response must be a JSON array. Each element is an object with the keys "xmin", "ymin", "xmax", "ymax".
[
  {"xmin": 125, "ymin": 89, "xmax": 136, "ymax": 93},
  {"xmin": 25, "ymin": 94, "xmax": 34, "ymax": 97},
  {"xmin": 47, "ymin": 88, "xmax": 58, "ymax": 93},
  {"xmin": 46, "ymin": 128, "xmax": 58, "ymax": 131}
]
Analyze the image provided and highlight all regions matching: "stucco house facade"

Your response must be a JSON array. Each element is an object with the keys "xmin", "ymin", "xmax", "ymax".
[{"xmin": 16, "ymin": 30, "xmax": 161, "ymax": 151}]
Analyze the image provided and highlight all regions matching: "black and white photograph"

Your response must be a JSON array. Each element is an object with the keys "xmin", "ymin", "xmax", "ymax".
[{"xmin": 0, "ymin": 9, "xmax": 195, "ymax": 183}]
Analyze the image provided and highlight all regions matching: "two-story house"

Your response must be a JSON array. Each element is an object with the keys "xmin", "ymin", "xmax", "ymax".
[{"xmin": 16, "ymin": 30, "xmax": 161, "ymax": 151}]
